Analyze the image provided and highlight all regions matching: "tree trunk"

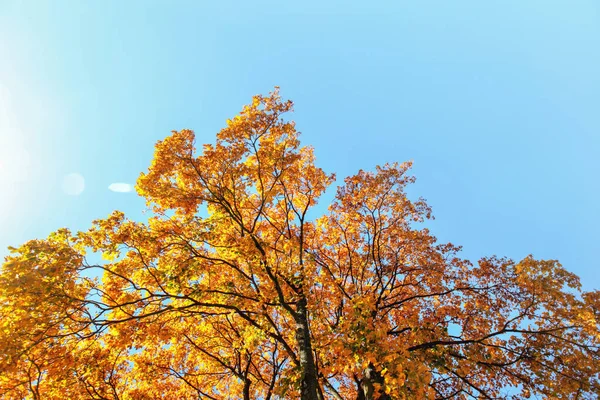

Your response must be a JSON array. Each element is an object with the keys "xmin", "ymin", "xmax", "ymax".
[
  {"xmin": 295, "ymin": 295, "xmax": 320, "ymax": 400},
  {"xmin": 243, "ymin": 378, "xmax": 251, "ymax": 400}
]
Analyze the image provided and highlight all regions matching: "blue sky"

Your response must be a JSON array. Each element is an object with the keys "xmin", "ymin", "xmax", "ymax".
[{"xmin": 0, "ymin": 0, "xmax": 598, "ymax": 290}]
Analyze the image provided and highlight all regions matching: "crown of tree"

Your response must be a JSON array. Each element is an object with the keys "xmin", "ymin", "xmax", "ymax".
[{"xmin": 1, "ymin": 90, "xmax": 598, "ymax": 399}]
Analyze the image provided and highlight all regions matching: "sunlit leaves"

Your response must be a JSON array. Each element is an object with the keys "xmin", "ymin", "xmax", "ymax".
[{"xmin": 1, "ymin": 90, "xmax": 598, "ymax": 399}]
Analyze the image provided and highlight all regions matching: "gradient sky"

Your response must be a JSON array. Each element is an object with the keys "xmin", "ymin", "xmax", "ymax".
[{"xmin": 1, "ymin": 1, "xmax": 598, "ymax": 290}]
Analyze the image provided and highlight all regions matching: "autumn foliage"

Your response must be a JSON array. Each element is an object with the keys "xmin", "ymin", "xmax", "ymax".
[{"xmin": 1, "ymin": 90, "xmax": 599, "ymax": 399}]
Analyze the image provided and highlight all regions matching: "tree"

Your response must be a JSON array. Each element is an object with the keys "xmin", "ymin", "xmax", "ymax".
[{"xmin": 1, "ymin": 89, "xmax": 599, "ymax": 400}]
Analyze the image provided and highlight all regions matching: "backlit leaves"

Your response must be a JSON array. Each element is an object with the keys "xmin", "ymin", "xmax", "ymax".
[{"xmin": 1, "ymin": 90, "xmax": 598, "ymax": 399}]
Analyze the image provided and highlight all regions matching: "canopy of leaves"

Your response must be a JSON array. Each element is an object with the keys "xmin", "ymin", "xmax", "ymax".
[{"xmin": 1, "ymin": 90, "xmax": 599, "ymax": 400}]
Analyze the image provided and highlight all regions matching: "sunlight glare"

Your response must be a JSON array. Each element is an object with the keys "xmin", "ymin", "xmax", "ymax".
[{"xmin": 0, "ymin": 84, "xmax": 34, "ymax": 219}]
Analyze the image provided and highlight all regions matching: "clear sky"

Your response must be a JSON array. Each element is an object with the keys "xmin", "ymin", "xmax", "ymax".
[{"xmin": 0, "ymin": 1, "xmax": 598, "ymax": 290}]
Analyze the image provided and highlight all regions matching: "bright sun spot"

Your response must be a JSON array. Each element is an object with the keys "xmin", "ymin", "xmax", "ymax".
[
  {"xmin": 0, "ymin": 84, "xmax": 34, "ymax": 218},
  {"xmin": 0, "ymin": 86, "xmax": 32, "ymax": 185},
  {"xmin": 0, "ymin": 145, "xmax": 31, "ymax": 183}
]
